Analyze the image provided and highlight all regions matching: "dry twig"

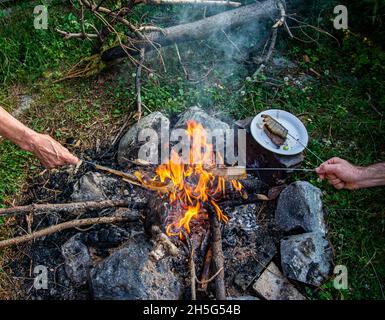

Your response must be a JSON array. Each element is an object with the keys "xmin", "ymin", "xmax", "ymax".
[{"xmin": 136, "ymin": 48, "xmax": 145, "ymax": 120}]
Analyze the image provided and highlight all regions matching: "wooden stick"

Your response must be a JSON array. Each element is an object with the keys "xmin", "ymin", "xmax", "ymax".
[
  {"xmin": 0, "ymin": 200, "xmax": 131, "ymax": 218},
  {"xmin": 190, "ymin": 249, "xmax": 197, "ymax": 300},
  {"xmin": 56, "ymin": 29, "xmax": 98, "ymax": 39},
  {"xmin": 0, "ymin": 214, "xmax": 138, "ymax": 249},
  {"xmin": 136, "ymin": 48, "xmax": 145, "ymax": 120},
  {"xmin": 82, "ymin": 0, "xmax": 137, "ymax": 32},
  {"xmin": 196, "ymin": 266, "xmax": 224, "ymax": 285},
  {"xmin": 208, "ymin": 204, "xmax": 226, "ymax": 300},
  {"xmin": 198, "ymin": 246, "xmax": 212, "ymax": 291}
]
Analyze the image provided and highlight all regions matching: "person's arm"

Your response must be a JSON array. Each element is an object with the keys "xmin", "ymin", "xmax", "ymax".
[
  {"xmin": 0, "ymin": 106, "xmax": 79, "ymax": 169},
  {"xmin": 316, "ymin": 157, "xmax": 385, "ymax": 190}
]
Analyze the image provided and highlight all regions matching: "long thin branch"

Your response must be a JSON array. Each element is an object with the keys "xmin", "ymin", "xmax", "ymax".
[
  {"xmin": 80, "ymin": 1, "xmax": 87, "ymax": 39},
  {"xmin": 0, "ymin": 199, "xmax": 132, "ymax": 218},
  {"xmin": 136, "ymin": 48, "xmax": 145, "ymax": 120},
  {"xmin": 196, "ymin": 266, "xmax": 224, "ymax": 285},
  {"xmin": 207, "ymin": 203, "xmax": 226, "ymax": 300},
  {"xmin": 252, "ymin": 0, "xmax": 284, "ymax": 77},
  {"xmin": 0, "ymin": 214, "xmax": 139, "ymax": 249},
  {"xmin": 56, "ymin": 29, "xmax": 98, "ymax": 39},
  {"xmin": 82, "ymin": 0, "xmax": 137, "ymax": 32},
  {"xmin": 198, "ymin": 246, "xmax": 212, "ymax": 290},
  {"xmin": 190, "ymin": 249, "xmax": 197, "ymax": 300}
]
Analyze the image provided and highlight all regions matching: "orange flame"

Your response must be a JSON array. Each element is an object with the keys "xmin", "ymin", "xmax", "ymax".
[{"xmin": 154, "ymin": 120, "xmax": 243, "ymax": 238}]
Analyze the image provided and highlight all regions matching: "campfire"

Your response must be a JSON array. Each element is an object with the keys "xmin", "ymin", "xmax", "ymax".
[
  {"xmin": 152, "ymin": 120, "xmax": 243, "ymax": 238},
  {"xmin": 1, "ymin": 107, "xmax": 333, "ymax": 300}
]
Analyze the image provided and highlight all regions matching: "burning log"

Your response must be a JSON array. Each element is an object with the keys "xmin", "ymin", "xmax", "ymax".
[
  {"xmin": 0, "ymin": 199, "xmax": 136, "ymax": 219},
  {"xmin": 101, "ymin": 0, "xmax": 281, "ymax": 61}
]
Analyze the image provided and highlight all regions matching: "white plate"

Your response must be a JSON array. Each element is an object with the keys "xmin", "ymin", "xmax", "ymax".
[{"xmin": 250, "ymin": 109, "xmax": 308, "ymax": 155}]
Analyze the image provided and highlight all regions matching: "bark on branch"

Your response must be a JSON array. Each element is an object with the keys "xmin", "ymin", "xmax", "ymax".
[
  {"xmin": 0, "ymin": 213, "xmax": 139, "ymax": 249},
  {"xmin": 0, "ymin": 199, "xmax": 132, "ymax": 218},
  {"xmin": 56, "ymin": 28, "xmax": 98, "ymax": 39},
  {"xmin": 207, "ymin": 203, "xmax": 226, "ymax": 300}
]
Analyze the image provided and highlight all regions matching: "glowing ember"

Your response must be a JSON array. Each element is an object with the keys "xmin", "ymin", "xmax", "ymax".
[{"xmin": 153, "ymin": 120, "xmax": 243, "ymax": 238}]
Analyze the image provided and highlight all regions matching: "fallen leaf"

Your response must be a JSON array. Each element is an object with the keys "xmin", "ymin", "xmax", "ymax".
[{"xmin": 303, "ymin": 54, "xmax": 311, "ymax": 63}]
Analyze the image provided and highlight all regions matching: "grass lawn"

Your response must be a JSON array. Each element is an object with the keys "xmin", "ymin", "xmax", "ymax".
[{"xmin": 0, "ymin": 1, "xmax": 384, "ymax": 299}]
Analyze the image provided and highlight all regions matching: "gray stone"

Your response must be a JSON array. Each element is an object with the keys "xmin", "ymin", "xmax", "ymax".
[
  {"xmin": 280, "ymin": 232, "xmax": 334, "ymax": 287},
  {"xmin": 274, "ymin": 152, "xmax": 304, "ymax": 168},
  {"xmin": 174, "ymin": 106, "xmax": 230, "ymax": 131},
  {"xmin": 222, "ymin": 204, "xmax": 276, "ymax": 291},
  {"xmin": 253, "ymin": 262, "xmax": 306, "ymax": 300},
  {"xmin": 12, "ymin": 95, "xmax": 32, "ymax": 118},
  {"xmin": 275, "ymin": 181, "xmax": 326, "ymax": 234},
  {"xmin": 272, "ymin": 56, "xmax": 297, "ymax": 70},
  {"xmin": 71, "ymin": 172, "xmax": 115, "ymax": 202},
  {"xmin": 61, "ymin": 234, "xmax": 92, "ymax": 285},
  {"xmin": 235, "ymin": 117, "xmax": 253, "ymax": 130},
  {"xmin": 91, "ymin": 234, "xmax": 182, "ymax": 300},
  {"xmin": 117, "ymin": 112, "xmax": 170, "ymax": 165}
]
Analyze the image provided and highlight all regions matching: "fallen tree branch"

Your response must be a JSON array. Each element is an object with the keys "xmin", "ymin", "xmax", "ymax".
[
  {"xmin": 102, "ymin": 0, "xmax": 280, "ymax": 61},
  {"xmin": 0, "ymin": 214, "xmax": 139, "ymax": 249},
  {"xmin": 0, "ymin": 199, "xmax": 133, "ymax": 218}
]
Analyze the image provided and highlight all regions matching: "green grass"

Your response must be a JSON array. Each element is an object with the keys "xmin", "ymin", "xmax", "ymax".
[{"xmin": 0, "ymin": 0, "xmax": 92, "ymax": 86}]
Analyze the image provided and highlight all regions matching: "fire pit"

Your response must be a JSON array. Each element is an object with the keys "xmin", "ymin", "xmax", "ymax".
[{"xmin": 3, "ymin": 106, "xmax": 334, "ymax": 300}]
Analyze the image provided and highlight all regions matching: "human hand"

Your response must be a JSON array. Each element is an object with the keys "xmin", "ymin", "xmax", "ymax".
[
  {"xmin": 29, "ymin": 133, "xmax": 79, "ymax": 169},
  {"xmin": 316, "ymin": 157, "xmax": 364, "ymax": 190}
]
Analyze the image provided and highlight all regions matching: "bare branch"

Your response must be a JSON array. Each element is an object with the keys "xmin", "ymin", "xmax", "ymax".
[
  {"xmin": 136, "ymin": 48, "xmax": 145, "ymax": 120},
  {"xmin": 56, "ymin": 28, "xmax": 98, "ymax": 39},
  {"xmin": 0, "ymin": 199, "xmax": 132, "ymax": 218},
  {"xmin": 0, "ymin": 214, "xmax": 139, "ymax": 249}
]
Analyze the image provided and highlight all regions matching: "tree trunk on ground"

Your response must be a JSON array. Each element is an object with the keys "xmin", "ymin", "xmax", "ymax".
[{"xmin": 101, "ymin": 0, "xmax": 280, "ymax": 61}]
